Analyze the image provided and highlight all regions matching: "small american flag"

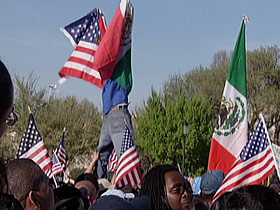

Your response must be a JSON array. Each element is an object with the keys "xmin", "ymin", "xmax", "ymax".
[
  {"xmin": 115, "ymin": 127, "xmax": 142, "ymax": 188},
  {"xmin": 15, "ymin": 113, "xmax": 52, "ymax": 173},
  {"xmin": 59, "ymin": 8, "xmax": 107, "ymax": 88},
  {"xmin": 45, "ymin": 153, "xmax": 64, "ymax": 178},
  {"xmin": 54, "ymin": 132, "xmax": 67, "ymax": 170},
  {"xmin": 108, "ymin": 149, "xmax": 118, "ymax": 172},
  {"xmin": 213, "ymin": 116, "xmax": 275, "ymax": 201}
]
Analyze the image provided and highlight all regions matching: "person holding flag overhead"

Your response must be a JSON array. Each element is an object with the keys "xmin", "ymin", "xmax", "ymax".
[
  {"xmin": 58, "ymin": 0, "xmax": 141, "ymax": 184},
  {"xmin": 93, "ymin": 0, "xmax": 136, "ymax": 180}
]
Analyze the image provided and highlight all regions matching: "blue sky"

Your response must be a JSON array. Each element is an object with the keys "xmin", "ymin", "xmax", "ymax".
[{"xmin": 0, "ymin": 0, "xmax": 279, "ymax": 111}]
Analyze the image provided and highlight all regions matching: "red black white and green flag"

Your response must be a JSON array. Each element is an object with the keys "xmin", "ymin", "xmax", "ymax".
[{"xmin": 208, "ymin": 18, "xmax": 248, "ymax": 174}]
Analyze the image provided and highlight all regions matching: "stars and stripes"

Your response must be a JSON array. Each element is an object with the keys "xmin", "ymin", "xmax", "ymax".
[
  {"xmin": 115, "ymin": 126, "xmax": 142, "ymax": 188},
  {"xmin": 213, "ymin": 117, "xmax": 275, "ymax": 201},
  {"xmin": 45, "ymin": 131, "xmax": 68, "ymax": 178},
  {"xmin": 45, "ymin": 153, "xmax": 64, "ymax": 178},
  {"xmin": 59, "ymin": 8, "xmax": 107, "ymax": 89},
  {"xmin": 54, "ymin": 132, "xmax": 67, "ymax": 170},
  {"xmin": 108, "ymin": 149, "xmax": 118, "ymax": 172},
  {"xmin": 15, "ymin": 113, "xmax": 52, "ymax": 173}
]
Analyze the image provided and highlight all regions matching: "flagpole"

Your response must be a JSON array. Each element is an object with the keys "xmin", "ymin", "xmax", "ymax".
[
  {"xmin": 52, "ymin": 175, "xmax": 58, "ymax": 188},
  {"xmin": 48, "ymin": 84, "xmax": 57, "ymax": 103},
  {"xmin": 28, "ymin": 105, "xmax": 32, "ymax": 114},
  {"xmin": 260, "ymin": 113, "xmax": 279, "ymax": 179}
]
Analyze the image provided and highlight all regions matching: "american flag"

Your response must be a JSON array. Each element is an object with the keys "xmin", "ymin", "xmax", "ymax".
[
  {"xmin": 45, "ymin": 153, "xmax": 64, "ymax": 178},
  {"xmin": 213, "ymin": 117, "xmax": 275, "ymax": 201},
  {"xmin": 115, "ymin": 127, "xmax": 142, "ymax": 188},
  {"xmin": 54, "ymin": 132, "xmax": 67, "ymax": 170},
  {"xmin": 15, "ymin": 113, "xmax": 52, "ymax": 173},
  {"xmin": 108, "ymin": 149, "xmax": 118, "ymax": 172},
  {"xmin": 59, "ymin": 8, "xmax": 107, "ymax": 89}
]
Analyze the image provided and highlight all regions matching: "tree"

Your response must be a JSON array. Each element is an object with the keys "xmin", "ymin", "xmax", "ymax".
[
  {"xmin": 0, "ymin": 73, "xmax": 102, "ymax": 171},
  {"xmin": 135, "ymin": 89, "xmax": 214, "ymax": 176}
]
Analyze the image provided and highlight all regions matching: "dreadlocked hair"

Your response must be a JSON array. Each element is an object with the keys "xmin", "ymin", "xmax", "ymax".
[{"xmin": 139, "ymin": 164, "xmax": 179, "ymax": 210}]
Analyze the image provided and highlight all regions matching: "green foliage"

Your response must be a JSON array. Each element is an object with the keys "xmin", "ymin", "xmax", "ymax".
[
  {"xmin": 0, "ymin": 73, "xmax": 102, "ymax": 167},
  {"xmin": 136, "ymin": 90, "xmax": 214, "ymax": 176},
  {"xmin": 137, "ymin": 45, "xmax": 280, "ymax": 176}
]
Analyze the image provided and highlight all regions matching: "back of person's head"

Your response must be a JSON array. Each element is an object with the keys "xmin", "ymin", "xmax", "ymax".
[
  {"xmin": 6, "ymin": 158, "xmax": 54, "ymax": 209},
  {"xmin": 54, "ymin": 185, "xmax": 86, "ymax": 210},
  {"xmin": 89, "ymin": 195, "xmax": 150, "ymax": 210},
  {"xmin": 235, "ymin": 185, "xmax": 280, "ymax": 210},
  {"xmin": 200, "ymin": 169, "xmax": 226, "ymax": 200},
  {"xmin": 210, "ymin": 190, "xmax": 264, "ymax": 210},
  {"xmin": 75, "ymin": 173, "xmax": 99, "ymax": 192},
  {"xmin": 193, "ymin": 195, "xmax": 210, "ymax": 210},
  {"xmin": 0, "ymin": 193, "xmax": 24, "ymax": 210},
  {"xmin": 139, "ymin": 164, "xmax": 179, "ymax": 210},
  {"xmin": 0, "ymin": 59, "xmax": 13, "ymax": 117},
  {"xmin": 270, "ymin": 183, "xmax": 280, "ymax": 194},
  {"xmin": 75, "ymin": 173, "xmax": 99, "ymax": 204}
]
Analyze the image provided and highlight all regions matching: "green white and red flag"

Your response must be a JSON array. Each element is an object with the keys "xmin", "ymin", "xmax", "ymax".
[
  {"xmin": 208, "ymin": 18, "xmax": 248, "ymax": 174},
  {"xmin": 93, "ymin": 0, "xmax": 133, "ymax": 84}
]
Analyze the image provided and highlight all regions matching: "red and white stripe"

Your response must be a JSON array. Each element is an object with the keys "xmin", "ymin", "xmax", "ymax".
[
  {"xmin": 213, "ymin": 147, "xmax": 275, "ymax": 201},
  {"xmin": 59, "ymin": 40, "xmax": 104, "ymax": 88},
  {"xmin": 56, "ymin": 146, "xmax": 67, "ymax": 170},
  {"xmin": 115, "ymin": 145, "xmax": 142, "ymax": 188},
  {"xmin": 108, "ymin": 150, "xmax": 118, "ymax": 172},
  {"xmin": 19, "ymin": 141, "xmax": 52, "ymax": 172}
]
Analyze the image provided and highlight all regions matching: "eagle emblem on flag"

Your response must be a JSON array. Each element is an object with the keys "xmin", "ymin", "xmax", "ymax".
[{"xmin": 215, "ymin": 96, "xmax": 246, "ymax": 137}]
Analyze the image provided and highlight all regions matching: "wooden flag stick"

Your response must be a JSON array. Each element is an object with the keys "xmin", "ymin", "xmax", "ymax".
[{"xmin": 28, "ymin": 105, "xmax": 32, "ymax": 114}]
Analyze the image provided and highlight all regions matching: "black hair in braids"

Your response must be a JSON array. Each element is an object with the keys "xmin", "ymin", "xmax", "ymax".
[{"xmin": 139, "ymin": 164, "xmax": 179, "ymax": 210}]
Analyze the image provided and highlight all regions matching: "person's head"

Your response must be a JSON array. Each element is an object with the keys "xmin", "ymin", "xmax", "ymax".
[
  {"xmin": 210, "ymin": 190, "xmax": 264, "ymax": 210},
  {"xmin": 6, "ymin": 159, "xmax": 55, "ymax": 210},
  {"xmin": 88, "ymin": 195, "xmax": 150, "ymax": 210},
  {"xmin": 140, "ymin": 164, "xmax": 194, "ymax": 210},
  {"xmin": 75, "ymin": 180, "xmax": 96, "ymax": 205},
  {"xmin": 193, "ymin": 195, "xmax": 210, "ymax": 210},
  {"xmin": 75, "ymin": 173, "xmax": 99, "ymax": 203},
  {"xmin": 0, "ymin": 59, "xmax": 15, "ymax": 138},
  {"xmin": 54, "ymin": 185, "xmax": 85, "ymax": 210},
  {"xmin": 234, "ymin": 185, "xmax": 280, "ymax": 210},
  {"xmin": 200, "ymin": 169, "xmax": 226, "ymax": 205}
]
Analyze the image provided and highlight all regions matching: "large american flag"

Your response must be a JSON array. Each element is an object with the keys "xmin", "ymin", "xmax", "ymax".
[
  {"xmin": 15, "ymin": 113, "xmax": 52, "ymax": 173},
  {"xmin": 115, "ymin": 126, "xmax": 142, "ymax": 188},
  {"xmin": 213, "ymin": 117, "xmax": 275, "ymax": 201},
  {"xmin": 59, "ymin": 8, "xmax": 107, "ymax": 89},
  {"xmin": 54, "ymin": 132, "xmax": 67, "ymax": 170}
]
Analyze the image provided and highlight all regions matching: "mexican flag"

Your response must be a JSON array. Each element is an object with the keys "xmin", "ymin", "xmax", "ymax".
[
  {"xmin": 93, "ymin": 0, "xmax": 133, "ymax": 91},
  {"xmin": 208, "ymin": 19, "xmax": 248, "ymax": 174}
]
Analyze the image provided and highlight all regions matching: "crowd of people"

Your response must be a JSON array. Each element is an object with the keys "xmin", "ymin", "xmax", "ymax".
[{"xmin": 1, "ymin": 58, "xmax": 280, "ymax": 210}]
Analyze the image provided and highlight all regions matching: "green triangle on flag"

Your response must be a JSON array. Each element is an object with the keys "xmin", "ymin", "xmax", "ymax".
[{"xmin": 227, "ymin": 20, "xmax": 247, "ymax": 98}]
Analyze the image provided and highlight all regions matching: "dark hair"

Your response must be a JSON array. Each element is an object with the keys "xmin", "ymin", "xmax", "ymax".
[
  {"xmin": 6, "ymin": 159, "xmax": 48, "ymax": 207},
  {"xmin": 54, "ymin": 185, "xmax": 84, "ymax": 210},
  {"xmin": 0, "ymin": 60, "xmax": 13, "ymax": 117},
  {"xmin": 0, "ymin": 193, "xmax": 24, "ymax": 210},
  {"xmin": 193, "ymin": 195, "xmax": 210, "ymax": 210},
  {"xmin": 235, "ymin": 185, "xmax": 280, "ymax": 210},
  {"xmin": 75, "ymin": 173, "xmax": 99, "ymax": 192},
  {"xmin": 139, "ymin": 164, "xmax": 179, "ymax": 210},
  {"xmin": 0, "ymin": 157, "xmax": 8, "ymax": 194},
  {"xmin": 210, "ymin": 190, "xmax": 264, "ymax": 210}
]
